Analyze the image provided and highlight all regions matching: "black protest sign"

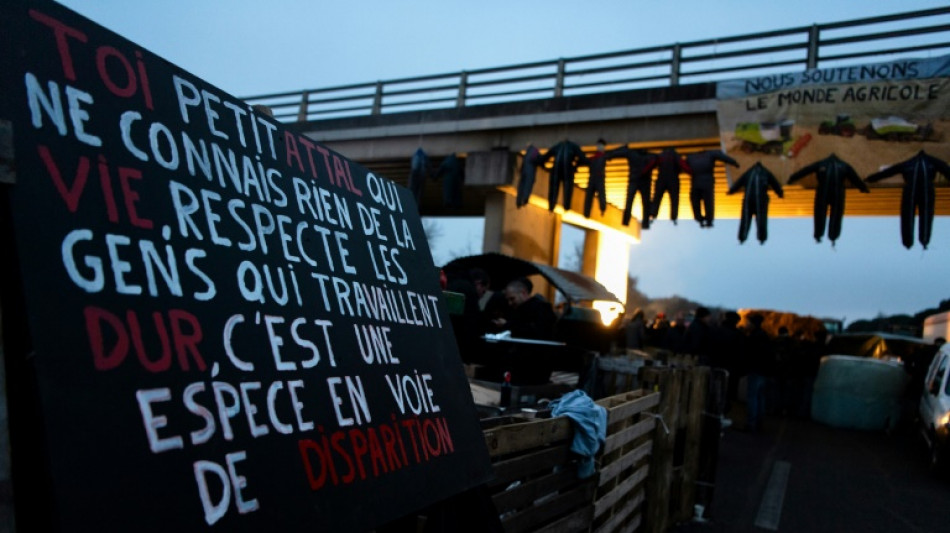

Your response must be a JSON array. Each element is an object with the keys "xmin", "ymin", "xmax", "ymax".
[{"xmin": 0, "ymin": 1, "xmax": 491, "ymax": 530}]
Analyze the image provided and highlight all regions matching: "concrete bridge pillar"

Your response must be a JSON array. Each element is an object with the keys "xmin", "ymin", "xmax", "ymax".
[{"xmin": 470, "ymin": 150, "xmax": 636, "ymax": 317}]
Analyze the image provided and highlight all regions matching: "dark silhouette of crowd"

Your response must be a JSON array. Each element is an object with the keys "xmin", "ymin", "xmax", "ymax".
[{"xmin": 624, "ymin": 308, "xmax": 828, "ymax": 431}]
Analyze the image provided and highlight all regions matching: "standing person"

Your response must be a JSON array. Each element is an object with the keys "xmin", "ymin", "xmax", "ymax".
[
  {"xmin": 649, "ymin": 312, "xmax": 670, "ymax": 347},
  {"xmin": 772, "ymin": 326, "xmax": 798, "ymax": 416},
  {"xmin": 743, "ymin": 314, "xmax": 774, "ymax": 432},
  {"xmin": 625, "ymin": 308, "xmax": 647, "ymax": 351},
  {"xmin": 469, "ymin": 268, "xmax": 506, "ymax": 334},
  {"xmin": 492, "ymin": 277, "xmax": 557, "ymax": 341},
  {"xmin": 685, "ymin": 307, "xmax": 714, "ymax": 365},
  {"xmin": 713, "ymin": 311, "xmax": 745, "ymax": 424}
]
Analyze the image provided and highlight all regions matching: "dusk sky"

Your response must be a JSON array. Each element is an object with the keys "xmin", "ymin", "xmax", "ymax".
[{"xmin": 56, "ymin": 0, "xmax": 950, "ymax": 325}]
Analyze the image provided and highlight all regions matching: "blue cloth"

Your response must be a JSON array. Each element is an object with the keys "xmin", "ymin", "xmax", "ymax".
[{"xmin": 550, "ymin": 390, "xmax": 607, "ymax": 479}]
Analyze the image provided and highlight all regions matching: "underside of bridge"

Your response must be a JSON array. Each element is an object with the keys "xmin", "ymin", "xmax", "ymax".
[
  {"xmin": 294, "ymin": 82, "xmax": 950, "ymax": 221},
  {"xmin": 292, "ymin": 82, "xmax": 949, "ymax": 310}
]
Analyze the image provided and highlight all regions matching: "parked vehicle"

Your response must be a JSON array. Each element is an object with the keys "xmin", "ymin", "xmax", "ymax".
[
  {"xmin": 442, "ymin": 252, "xmax": 624, "ymax": 384},
  {"xmin": 919, "ymin": 343, "xmax": 950, "ymax": 471}
]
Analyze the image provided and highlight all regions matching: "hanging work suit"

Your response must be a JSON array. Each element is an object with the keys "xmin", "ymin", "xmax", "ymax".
[
  {"xmin": 584, "ymin": 148, "xmax": 608, "ymax": 217},
  {"xmin": 435, "ymin": 153, "xmax": 465, "ymax": 208},
  {"xmin": 685, "ymin": 150, "xmax": 739, "ymax": 227},
  {"xmin": 538, "ymin": 140, "xmax": 588, "ymax": 212},
  {"xmin": 866, "ymin": 150, "xmax": 950, "ymax": 249},
  {"xmin": 606, "ymin": 147, "xmax": 657, "ymax": 228},
  {"xmin": 787, "ymin": 154, "xmax": 869, "ymax": 245},
  {"xmin": 651, "ymin": 148, "xmax": 690, "ymax": 223},
  {"xmin": 727, "ymin": 162, "xmax": 784, "ymax": 244},
  {"xmin": 516, "ymin": 145, "xmax": 542, "ymax": 208},
  {"xmin": 408, "ymin": 147, "xmax": 429, "ymax": 208}
]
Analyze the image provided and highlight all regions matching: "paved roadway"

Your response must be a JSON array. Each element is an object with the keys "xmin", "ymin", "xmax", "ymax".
[{"xmin": 673, "ymin": 412, "xmax": 950, "ymax": 533}]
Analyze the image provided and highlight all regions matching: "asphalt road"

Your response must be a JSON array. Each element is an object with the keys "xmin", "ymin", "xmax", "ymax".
[{"xmin": 673, "ymin": 411, "xmax": 950, "ymax": 533}]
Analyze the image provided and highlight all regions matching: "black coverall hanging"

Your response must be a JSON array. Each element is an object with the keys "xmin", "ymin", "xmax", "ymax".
[
  {"xmin": 787, "ymin": 154, "xmax": 869, "ymax": 245},
  {"xmin": 727, "ymin": 162, "xmax": 784, "ymax": 244},
  {"xmin": 516, "ymin": 144, "xmax": 542, "ymax": 208},
  {"xmin": 408, "ymin": 147, "xmax": 429, "ymax": 209},
  {"xmin": 866, "ymin": 150, "xmax": 950, "ymax": 249},
  {"xmin": 685, "ymin": 150, "xmax": 739, "ymax": 228},
  {"xmin": 606, "ymin": 147, "xmax": 657, "ymax": 228},
  {"xmin": 583, "ymin": 140, "xmax": 609, "ymax": 217},
  {"xmin": 651, "ymin": 148, "xmax": 690, "ymax": 224},
  {"xmin": 538, "ymin": 140, "xmax": 588, "ymax": 212},
  {"xmin": 435, "ymin": 153, "xmax": 465, "ymax": 208}
]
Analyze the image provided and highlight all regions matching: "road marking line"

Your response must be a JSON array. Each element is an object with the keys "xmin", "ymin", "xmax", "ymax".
[{"xmin": 754, "ymin": 460, "xmax": 791, "ymax": 531}]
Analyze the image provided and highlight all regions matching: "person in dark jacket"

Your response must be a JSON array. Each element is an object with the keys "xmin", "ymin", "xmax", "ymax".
[
  {"xmin": 408, "ymin": 147, "xmax": 430, "ymax": 208},
  {"xmin": 743, "ymin": 314, "xmax": 774, "ymax": 431},
  {"xmin": 493, "ymin": 277, "xmax": 557, "ymax": 341},
  {"xmin": 606, "ymin": 146, "xmax": 657, "ymax": 228},
  {"xmin": 787, "ymin": 154, "xmax": 869, "ymax": 244},
  {"xmin": 685, "ymin": 150, "xmax": 739, "ymax": 228},
  {"xmin": 516, "ymin": 144, "xmax": 542, "ymax": 208},
  {"xmin": 624, "ymin": 308, "xmax": 647, "ymax": 351},
  {"xmin": 435, "ymin": 153, "xmax": 465, "ymax": 208},
  {"xmin": 727, "ymin": 162, "xmax": 784, "ymax": 244},
  {"xmin": 685, "ymin": 307, "xmax": 714, "ymax": 365},
  {"xmin": 713, "ymin": 311, "xmax": 745, "ymax": 417},
  {"xmin": 650, "ymin": 147, "xmax": 691, "ymax": 224},
  {"xmin": 583, "ymin": 139, "xmax": 609, "ymax": 218},
  {"xmin": 865, "ymin": 150, "xmax": 950, "ymax": 249},
  {"xmin": 537, "ymin": 140, "xmax": 588, "ymax": 212}
]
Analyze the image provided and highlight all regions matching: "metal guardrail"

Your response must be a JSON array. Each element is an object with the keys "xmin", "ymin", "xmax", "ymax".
[{"xmin": 244, "ymin": 7, "xmax": 950, "ymax": 123}]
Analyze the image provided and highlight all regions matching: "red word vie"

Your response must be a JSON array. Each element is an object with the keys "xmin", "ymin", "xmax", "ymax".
[{"xmin": 38, "ymin": 144, "xmax": 152, "ymax": 228}]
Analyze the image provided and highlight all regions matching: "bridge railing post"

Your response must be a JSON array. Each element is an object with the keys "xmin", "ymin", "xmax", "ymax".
[
  {"xmin": 554, "ymin": 58, "xmax": 565, "ymax": 98},
  {"xmin": 457, "ymin": 71, "xmax": 468, "ymax": 108},
  {"xmin": 670, "ymin": 44, "xmax": 681, "ymax": 86},
  {"xmin": 372, "ymin": 81, "xmax": 383, "ymax": 115},
  {"xmin": 296, "ymin": 91, "xmax": 310, "ymax": 122},
  {"xmin": 806, "ymin": 24, "xmax": 820, "ymax": 69}
]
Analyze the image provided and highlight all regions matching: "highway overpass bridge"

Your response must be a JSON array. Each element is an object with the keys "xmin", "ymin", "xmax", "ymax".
[{"xmin": 246, "ymin": 7, "xmax": 950, "ymax": 308}]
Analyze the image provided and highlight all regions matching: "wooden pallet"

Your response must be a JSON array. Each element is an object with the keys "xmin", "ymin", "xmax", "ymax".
[{"xmin": 478, "ymin": 390, "xmax": 660, "ymax": 532}]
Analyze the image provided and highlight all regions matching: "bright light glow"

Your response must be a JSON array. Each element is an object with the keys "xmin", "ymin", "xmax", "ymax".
[
  {"xmin": 593, "ymin": 231, "xmax": 630, "ymax": 324},
  {"xmin": 593, "ymin": 300, "xmax": 624, "ymax": 326},
  {"xmin": 511, "ymin": 188, "xmax": 640, "ymax": 245},
  {"xmin": 939, "ymin": 411, "xmax": 950, "ymax": 427},
  {"xmin": 561, "ymin": 209, "xmax": 639, "ymax": 245}
]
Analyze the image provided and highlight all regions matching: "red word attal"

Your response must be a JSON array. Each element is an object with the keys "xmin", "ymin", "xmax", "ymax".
[
  {"xmin": 298, "ymin": 415, "xmax": 455, "ymax": 490},
  {"xmin": 284, "ymin": 132, "xmax": 362, "ymax": 197}
]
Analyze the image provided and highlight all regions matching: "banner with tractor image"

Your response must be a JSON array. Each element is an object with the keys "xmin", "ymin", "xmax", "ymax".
[{"xmin": 716, "ymin": 54, "xmax": 950, "ymax": 185}]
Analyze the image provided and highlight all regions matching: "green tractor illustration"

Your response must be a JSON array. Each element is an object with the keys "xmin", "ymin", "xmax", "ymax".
[
  {"xmin": 860, "ymin": 116, "xmax": 938, "ymax": 142},
  {"xmin": 735, "ymin": 120, "xmax": 795, "ymax": 155},
  {"xmin": 819, "ymin": 114, "xmax": 857, "ymax": 137}
]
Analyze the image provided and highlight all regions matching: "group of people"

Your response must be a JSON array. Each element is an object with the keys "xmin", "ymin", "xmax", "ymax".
[
  {"xmin": 446, "ymin": 269, "xmax": 558, "ymax": 345},
  {"xmin": 623, "ymin": 307, "xmax": 828, "ymax": 431}
]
